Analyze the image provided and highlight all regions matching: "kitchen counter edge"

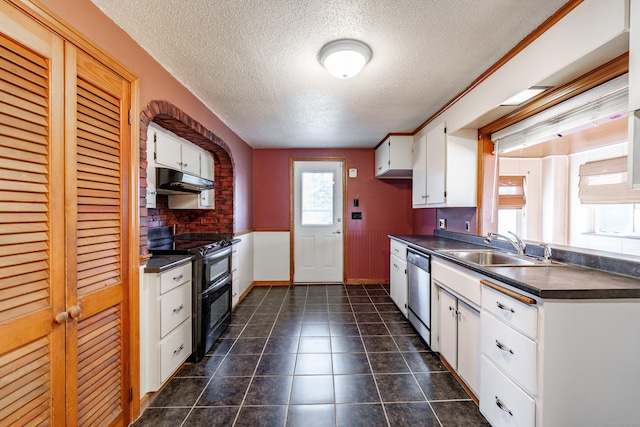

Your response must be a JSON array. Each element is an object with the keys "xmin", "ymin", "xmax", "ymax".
[
  {"xmin": 390, "ymin": 235, "xmax": 640, "ymax": 300},
  {"xmin": 144, "ymin": 254, "xmax": 194, "ymax": 273}
]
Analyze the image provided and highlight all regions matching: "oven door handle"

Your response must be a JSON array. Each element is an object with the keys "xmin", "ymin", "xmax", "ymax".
[{"xmin": 203, "ymin": 274, "xmax": 232, "ymax": 296}]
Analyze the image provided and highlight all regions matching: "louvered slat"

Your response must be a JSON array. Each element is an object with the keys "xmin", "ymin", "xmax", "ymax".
[
  {"xmin": 0, "ymin": 338, "xmax": 51, "ymax": 426},
  {"xmin": 77, "ymin": 307, "xmax": 121, "ymax": 427}
]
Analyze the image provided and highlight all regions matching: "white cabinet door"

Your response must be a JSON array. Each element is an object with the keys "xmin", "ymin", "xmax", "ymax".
[
  {"xmin": 155, "ymin": 129, "xmax": 182, "ymax": 170},
  {"xmin": 412, "ymin": 135, "xmax": 427, "ymax": 207},
  {"xmin": 146, "ymin": 131, "xmax": 157, "ymax": 208},
  {"xmin": 180, "ymin": 143, "xmax": 200, "ymax": 175},
  {"xmin": 439, "ymin": 287, "xmax": 458, "ymax": 369},
  {"xmin": 375, "ymin": 142, "xmax": 389, "ymax": 176},
  {"xmin": 200, "ymin": 152, "xmax": 214, "ymax": 180},
  {"xmin": 457, "ymin": 299, "xmax": 480, "ymax": 395},
  {"xmin": 390, "ymin": 255, "xmax": 407, "ymax": 316},
  {"xmin": 426, "ymin": 123, "xmax": 446, "ymax": 205}
]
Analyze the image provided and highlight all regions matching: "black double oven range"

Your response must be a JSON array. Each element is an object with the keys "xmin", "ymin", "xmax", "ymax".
[{"xmin": 148, "ymin": 226, "xmax": 233, "ymax": 362}]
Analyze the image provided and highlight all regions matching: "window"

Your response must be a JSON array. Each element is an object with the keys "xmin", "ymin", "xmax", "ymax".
[
  {"xmin": 301, "ymin": 171, "xmax": 334, "ymax": 225},
  {"xmin": 579, "ymin": 156, "xmax": 640, "ymax": 237},
  {"xmin": 497, "ymin": 175, "xmax": 526, "ymax": 237},
  {"xmin": 594, "ymin": 204, "xmax": 640, "ymax": 236}
]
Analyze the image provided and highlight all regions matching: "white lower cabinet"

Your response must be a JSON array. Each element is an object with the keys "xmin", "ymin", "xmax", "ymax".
[
  {"xmin": 433, "ymin": 258, "xmax": 481, "ymax": 395},
  {"xmin": 232, "ymin": 240, "xmax": 241, "ymax": 307},
  {"xmin": 480, "ymin": 356, "xmax": 536, "ymax": 427},
  {"xmin": 389, "ymin": 240, "xmax": 408, "ymax": 316},
  {"xmin": 142, "ymin": 261, "xmax": 193, "ymax": 393},
  {"xmin": 437, "ymin": 286, "xmax": 480, "ymax": 395}
]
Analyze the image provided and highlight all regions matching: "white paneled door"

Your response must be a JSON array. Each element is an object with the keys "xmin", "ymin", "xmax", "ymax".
[{"xmin": 293, "ymin": 160, "xmax": 344, "ymax": 283}]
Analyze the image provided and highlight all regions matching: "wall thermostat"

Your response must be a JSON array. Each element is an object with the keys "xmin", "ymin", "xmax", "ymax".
[{"xmin": 348, "ymin": 168, "xmax": 357, "ymax": 178}]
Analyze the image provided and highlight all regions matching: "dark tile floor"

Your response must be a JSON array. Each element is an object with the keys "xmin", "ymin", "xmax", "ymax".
[{"xmin": 134, "ymin": 284, "xmax": 490, "ymax": 427}]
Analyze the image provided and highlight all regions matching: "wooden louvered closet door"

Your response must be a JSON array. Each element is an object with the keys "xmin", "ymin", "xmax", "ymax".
[
  {"xmin": 0, "ymin": 6, "xmax": 66, "ymax": 426},
  {"xmin": 65, "ymin": 47, "xmax": 131, "ymax": 427},
  {"xmin": 0, "ymin": 3, "xmax": 132, "ymax": 426}
]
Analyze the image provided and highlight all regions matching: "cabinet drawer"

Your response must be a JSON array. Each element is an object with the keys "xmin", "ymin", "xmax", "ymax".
[
  {"xmin": 160, "ymin": 263, "xmax": 191, "ymax": 294},
  {"xmin": 480, "ymin": 356, "xmax": 535, "ymax": 427},
  {"xmin": 232, "ymin": 254, "xmax": 239, "ymax": 281},
  {"xmin": 482, "ymin": 311, "xmax": 536, "ymax": 395},
  {"xmin": 160, "ymin": 282, "xmax": 192, "ymax": 338},
  {"xmin": 483, "ymin": 284, "xmax": 537, "ymax": 339},
  {"xmin": 160, "ymin": 319, "xmax": 192, "ymax": 383},
  {"xmin": 432, "ymin": 259, "xmax": 481, "ymax": 306},
  {"xmin": 390, "ymin": 240, "xmax": 407, "ymax": 261}
]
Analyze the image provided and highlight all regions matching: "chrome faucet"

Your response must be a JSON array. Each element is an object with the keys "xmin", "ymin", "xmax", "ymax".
[
  {"xmin": 539, "ymin": 243, "xmax": 552, "ymax": 263},
  {"xmin": 485, "ymin": 231, "xmax": 526, "ymax": 255}
]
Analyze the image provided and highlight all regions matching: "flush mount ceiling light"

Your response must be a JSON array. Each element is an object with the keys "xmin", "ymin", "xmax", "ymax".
[
  {"xmin": 500, "ymin": 86, "xmax": 553, "ymax": 106},
  {"xmin": 318, "ymin": 39, "xmax": 372, "ymax": 79}
]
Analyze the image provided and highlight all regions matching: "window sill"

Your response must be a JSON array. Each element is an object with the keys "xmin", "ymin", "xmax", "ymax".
[{"xmin": 581, "ymin": 232, "xmax": 640, "ymax": 241}]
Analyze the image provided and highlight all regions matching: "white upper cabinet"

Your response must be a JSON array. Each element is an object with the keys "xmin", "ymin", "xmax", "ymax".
[
  {"xmin": 168, "ymin": 152, "xmax": 215, "ymax": 210},
  {"xmin": 152, "ymin": 123, "xmax": 200, "ymax": 176},
  {"xmin": 412, "ymin": 122, "xmax": 477, "ymax": 208},
  {"xmin": 375, "ymin": 135, "xmax": 413, "ymax": 178},
  {"xmin": 412, "ymin": 136, "xmax": 427, "ymax": 207}
]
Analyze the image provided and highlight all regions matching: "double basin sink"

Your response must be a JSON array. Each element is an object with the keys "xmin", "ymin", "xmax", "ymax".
[{"xmin": 441, "ymin": 249, "xmax": 560, "ymax": 267}]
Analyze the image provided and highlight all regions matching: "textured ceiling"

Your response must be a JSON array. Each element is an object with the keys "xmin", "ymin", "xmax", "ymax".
[{"xmin": 91, "ymin": 0, "xmax": 569, "ymax": 148}]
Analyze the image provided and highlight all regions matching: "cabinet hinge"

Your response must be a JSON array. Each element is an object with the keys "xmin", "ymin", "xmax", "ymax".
[
  {"xmin": 128, "ymin": 109, "xmax": 132, "ymax": 125},
  {"xmin": 129, "ymin": 386, "xmax": 133, "ymax": 402},
  {"xmin": 388, "ymin": 160, "xmax": 390, "ymax": 165},
  {"xmin": 404, "ymin": 269, "xmax": 407, "ymax": 274},
  {"xmin": 153, "ymin": 133, "xmax": 157, "ymax": 143},
  {"xmin": 443, "ymin": 127, "xmax": 447, "ymax": 134},
  {"xmin": 154, "ymin": 152, "xmax": 157, "ymax": 161},
  {"xmin": 444, "ymin": 191, "xmax": 447, "ymax": 197}
]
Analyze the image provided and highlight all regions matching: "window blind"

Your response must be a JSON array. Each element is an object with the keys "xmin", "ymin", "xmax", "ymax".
[
  {"xmin": 492, "ymin": 74, "xmax": 629, "ymax": 154},
  {"xmin": 578, "ymin": 156, "xmax": 640, "ymax": 204},
  {"xmin": 498, "ymin": 176, "xmax": 526, "ymax": 209}
]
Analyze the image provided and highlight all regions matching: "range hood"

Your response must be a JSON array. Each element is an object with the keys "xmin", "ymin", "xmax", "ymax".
[{"xmin": 156, "ymin": 168, "xmax": 215, "ymax": 194}]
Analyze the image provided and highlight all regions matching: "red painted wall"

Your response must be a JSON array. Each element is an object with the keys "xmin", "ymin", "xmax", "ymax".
[
  {"xmin": 38, "ymin": 0, "xmax": 254, "ymax": 233},
  {"xmin": 412, "ymin": 207, "xmax": 477, "ymax": 235},
  {"xmin": 254, "ymin": 149, "xmax": 413, "ymax": 281}
]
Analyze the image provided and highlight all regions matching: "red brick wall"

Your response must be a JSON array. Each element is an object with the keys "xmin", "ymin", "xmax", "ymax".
[{"xmin": 140, "ymin": 101, "xmax": 235, "ymax": 255}]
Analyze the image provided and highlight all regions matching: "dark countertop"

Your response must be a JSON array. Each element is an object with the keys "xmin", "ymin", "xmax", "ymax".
[
  {"xmin": 391, "ymin": 235, "xmax": 640, "ymax": 300},
  {"xmin": 144, "ymin": 254, "xmax": 194, "ymax": 273}
]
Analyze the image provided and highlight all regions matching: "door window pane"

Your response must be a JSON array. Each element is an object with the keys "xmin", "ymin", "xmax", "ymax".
[{"xmin": 301, "ymin": 171, "xmax": 334, "ymax": 225}]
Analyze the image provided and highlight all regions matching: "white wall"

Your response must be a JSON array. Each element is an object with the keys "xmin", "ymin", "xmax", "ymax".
[
  {"xmin": 253, "ymin": 231, "xmax": 291, "ymax": 282},
  {"xmin": 541, "ymin": 156, "xmax": 569, "ymax": 245}
]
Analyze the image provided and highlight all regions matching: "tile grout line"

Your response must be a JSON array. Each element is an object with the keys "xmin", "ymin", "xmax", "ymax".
[
  {"xmin": 231, "ymin": 285, "xmax": 294, "ymax": 427},
  {"xmin": 347, "ymin": 285, "xmax": 392, "ymax": 427},
  {"xmin": 178, "ymin": 287, "xmax": 270, "ymax": 427}
]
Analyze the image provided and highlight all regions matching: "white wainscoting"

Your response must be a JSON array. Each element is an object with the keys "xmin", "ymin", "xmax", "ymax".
[{"xmin": 253, "ymin": 231, "xmax": 291, "ymax": 282}]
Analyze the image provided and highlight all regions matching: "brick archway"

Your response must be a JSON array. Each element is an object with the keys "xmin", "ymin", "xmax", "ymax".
[{"xmin": 139, "ymin": 100, "xmax": 235, "ymax": 256}]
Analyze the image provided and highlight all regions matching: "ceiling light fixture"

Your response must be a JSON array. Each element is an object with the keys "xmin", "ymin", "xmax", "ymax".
[
  {"xmin": 318, "ymin": 39, "xmax": 372, "ymax": 79},
  {"xmin": 500, "ymin": 86, "xmax": 552, "ymax": 106}
]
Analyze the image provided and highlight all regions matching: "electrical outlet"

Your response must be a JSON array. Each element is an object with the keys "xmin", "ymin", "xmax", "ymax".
[
  {"xmin": 465, "ymin": 221, "xmax": 470, "ymax": 232},
  {"xmin": 438, "ymin": 218, "xmax": 446, "ymax": 229}
]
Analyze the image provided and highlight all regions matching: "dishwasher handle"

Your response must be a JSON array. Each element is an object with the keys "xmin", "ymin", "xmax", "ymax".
[{"xmin": 407, "ymin": 249, "xmax": 430, "ymax": 272}]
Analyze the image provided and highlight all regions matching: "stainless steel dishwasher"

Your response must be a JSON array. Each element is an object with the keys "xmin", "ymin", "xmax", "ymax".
[{"xmin": 407, "ymin": 249, "xmax": 432, "ymax": 348}]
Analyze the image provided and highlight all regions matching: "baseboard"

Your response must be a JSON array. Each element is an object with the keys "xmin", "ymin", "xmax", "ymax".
[
  {"xmin": 253, "ymin": 280, "xmax": 291, "ymax": 287},
  {"xmin": 238, "ymin": 282, "xmax": 255, "ymax": 302},
  {"xmin": 344, "ymin": 279, "xmax": 390, "ymax": 285}
]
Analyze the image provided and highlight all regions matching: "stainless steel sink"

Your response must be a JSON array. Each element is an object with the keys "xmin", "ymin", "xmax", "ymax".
[{"xmin": 441, "ymin": 249, "xmax": 555, "ymax": 267}]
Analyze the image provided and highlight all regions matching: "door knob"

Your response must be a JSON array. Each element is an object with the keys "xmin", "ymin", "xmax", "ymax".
[
  {"xmin": 332, "ymin": 230, "xmax": 341, "ymax": 234},
  {"xmin": 55, "ymin": 312, "xmax": 69, "ymax": 324},
  {"xmin": 68, "ymin": 305, "xmax": 82, "ymax": 319}
]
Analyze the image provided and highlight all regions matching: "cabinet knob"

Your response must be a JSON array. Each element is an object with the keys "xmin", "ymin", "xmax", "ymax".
[
  {"xmin": 173, "ymin": 304, "xmax": 184, "ymax": 313},
  {"xmin": 173, "ymin": 344, "xmax": 184, "ymax": 355},
  {"xmin": 173, "ymin": 274, "xmax": 184, "ymax": 282},
  {"xmin": 421, "ymin": 195, "xmax": 426, "ymax": 199},
  {"xmin": 68, "ymin": 305, "xmax": 82, "ymax": 319},
  {"xmin": 55, "ymin": 311, "xmax": 69, "ymax": 324},
  {"xmin": 183, "ymin": 163, "xmax": 188, "ymax": 167}
]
